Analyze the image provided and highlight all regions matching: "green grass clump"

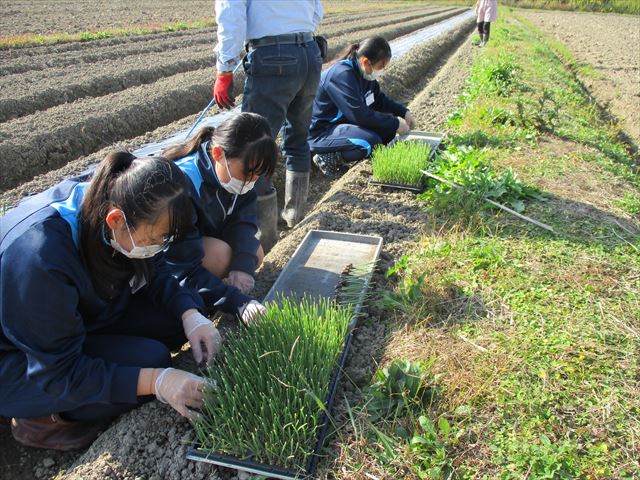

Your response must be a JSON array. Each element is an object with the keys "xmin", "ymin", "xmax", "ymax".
[
  {"xmin": 332, "ymin": 12, "xmax": 638, "ymax": 479},
  {"xmin": 194, "ymin": 297, "xmax": 352, "ymax": 472},
  {"xmin": 371, "ymin": 141, "xmax": 433, "ymax": 187},
  {"xmin": 420, "ymin": 143, "xmax": 543, "ymax": 214}
]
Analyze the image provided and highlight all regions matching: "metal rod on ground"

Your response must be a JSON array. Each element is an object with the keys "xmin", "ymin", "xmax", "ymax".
[
  {"xmin": 185, "ymin": 98, "xmax": 216, "ymax": 140},
  {"xmin": 420, "ymin": 170, "xmax": 556, "ymax": 234}
]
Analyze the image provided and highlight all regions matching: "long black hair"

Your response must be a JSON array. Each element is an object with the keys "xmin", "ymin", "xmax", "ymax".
[
  {"xmin": 336, "ymin": 36, "xmax": 392, "ymax": 64},
  {"xmin": 162, "ymin": 112, "xmax": 278, "ymax": 179},
  {"xmin": 80, "ymin": 151, "xmax": 193, "ymax": 298}
]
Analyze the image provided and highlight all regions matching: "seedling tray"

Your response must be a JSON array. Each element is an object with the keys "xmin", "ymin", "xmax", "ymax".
[
  {"xmin": 187, "ymin": 230, "xmax": 383, "ymax": 478},
  {"xmin": 392, "ymin": 130, "xmax": 444, "ymax": 158},
  {"xmin": 369, "ymin": 130, "xmax": 444, "ymax": 193},
  {"xmin": 368, "ymin": 179, "xmax": 425, "ymax": 193}
]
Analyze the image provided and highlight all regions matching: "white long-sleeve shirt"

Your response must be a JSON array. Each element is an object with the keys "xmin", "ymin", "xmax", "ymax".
[{"xmin": 214, "ymin": 0, "xmax": 324, "ymax": 72}]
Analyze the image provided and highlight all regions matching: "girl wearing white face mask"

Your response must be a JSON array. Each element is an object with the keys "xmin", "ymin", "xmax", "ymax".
[
  {"xmin": 162, "ymin": 113, "xmax": 278, "ymax": 298},
  {"xmin": 308, "ymin": 36, "xmax": 416, "ymax": 178},
  {"xmin": 0, "ymin": 152, "xmax": 228, "ymax": 450}
]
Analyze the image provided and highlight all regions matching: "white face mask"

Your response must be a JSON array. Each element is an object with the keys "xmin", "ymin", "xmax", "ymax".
[
  {"xmin": 219, "ymin": 155, "xmax": 256, "ymax": 195},
  {"xmin": 110, "ymin": 211, "xmax": 170, "ymax": 259},
  {"xmin": 360, "ymin": 59, "xmax": 383, "ymax": 81}
]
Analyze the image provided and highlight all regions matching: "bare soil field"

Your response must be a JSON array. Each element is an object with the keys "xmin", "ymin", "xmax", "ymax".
[
  {"xmin": 0, "ymin": 0, "xmax": 214, "ymax": 36},
  {"xmin": 521, "ymin": 10, "xmax": 640, "ymax": 153},
  {"xmin": 0, "ymin": 6, "xmax": 478, "ymax": 478},
  {"xmin": 0, "ymin": 5, "xmax": 468, "ymax": 191}
]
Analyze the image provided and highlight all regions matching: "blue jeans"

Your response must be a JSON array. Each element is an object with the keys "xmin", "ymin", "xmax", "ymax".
[
  {"xmin": 0, "ymin": 296, "xmax": 185, "ymax": 421},
  {"xmin": 242, "ymin": 40, "xmax": 322, "ymax": 194},
  {"xmin": 309, "ymin": 123, "xmax": 391, "ymax": 162}
]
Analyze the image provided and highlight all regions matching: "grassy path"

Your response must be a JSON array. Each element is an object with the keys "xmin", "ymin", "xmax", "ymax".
[{"xmin": 334, "ymin": 11, "xmax": 639, "ymax": 479}]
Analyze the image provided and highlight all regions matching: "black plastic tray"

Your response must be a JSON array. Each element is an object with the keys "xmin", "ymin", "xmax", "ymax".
[
  {"xmin": 368, "ymin": 179, "xmax": 425, "ymax": 193},
  {"xmin": 186, "ymin": 230, "xmax": 383, "ymax": 478},
  {"xmin": 392, "ymin": 130, "xmax": 444, "ymax": 157}
]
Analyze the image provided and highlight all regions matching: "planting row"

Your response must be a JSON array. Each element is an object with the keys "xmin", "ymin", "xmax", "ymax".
[
  {"xmin": 0, "ymin": 6, "xmax": 451, "ymax": 122},
  {"xmin": 0, "ymin": 27, "xmax": 217, "ymax": 76},
  {"xmin": 0, "ymin": 6, "xmax": 436, "ymax": 75},
  {"xmin": 0, "ymin": 9, "xmax": 469, "ymax": 191}
]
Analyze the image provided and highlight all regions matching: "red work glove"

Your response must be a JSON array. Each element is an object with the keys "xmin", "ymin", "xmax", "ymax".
[{"xmin": 213, "ymin": 72, "xmax": 234, "ymax": 109}]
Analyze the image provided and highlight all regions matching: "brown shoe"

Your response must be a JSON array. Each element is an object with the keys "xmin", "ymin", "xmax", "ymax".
[{"xmin": 11, "ymin": 414, "xmax": 109, "ymax": 451}]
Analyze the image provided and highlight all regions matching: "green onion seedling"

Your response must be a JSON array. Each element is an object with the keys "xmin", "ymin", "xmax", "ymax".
[{"xmin": 371, "ymin": 140, "xmax": 432, "ymax": 188}]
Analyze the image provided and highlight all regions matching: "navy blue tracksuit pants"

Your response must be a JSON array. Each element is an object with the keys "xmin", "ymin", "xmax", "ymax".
[
  {"xmin": 308, "ymin": 123, "xmax": 393, "ymax": 163},
  {"xmin": 0, "ymin": 298, "xmax": 185, "ymax": 422}
]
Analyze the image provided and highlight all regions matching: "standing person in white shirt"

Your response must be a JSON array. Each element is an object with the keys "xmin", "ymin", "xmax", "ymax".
[{"xmin": 212, "ymin": 0, "xmax": 325, "ymax": 252}]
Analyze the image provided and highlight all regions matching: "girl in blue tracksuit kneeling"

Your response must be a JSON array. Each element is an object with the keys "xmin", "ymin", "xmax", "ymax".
[
  {"xmin": 161, "ymin": 112, "xmax": 278, "ymax": 296},
  {"xmin": 0, "ymin": 153, "xmax": 257, "ymax": 451},
  {"xmin": 308, "ymin": 36, "xmax": 417, "ymax": 177}
]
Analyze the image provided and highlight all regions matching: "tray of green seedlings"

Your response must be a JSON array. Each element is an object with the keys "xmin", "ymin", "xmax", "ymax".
[
  {"xmin": 263, "ymin": 230, "xmax": 383, "ymax": 323},
  {"xmin": 187, "ymin": 231, "xmax": 381, "ymax": 479},
  {"xmin": 370, "ymin": 131, "xmax": 443, "ymax": 192}
]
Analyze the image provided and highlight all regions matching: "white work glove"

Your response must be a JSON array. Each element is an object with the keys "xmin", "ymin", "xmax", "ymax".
[
  {"xmin": 154, "ymin": 367, "xmax": 205, "ymax": 419},
  {"xmin": 182, "ymin": 311, "xmax": 222, "ymax": 365},
  {"xmin": 228, "ymin": 270, "xmax": 255, "ymax": 294},
  {"xmin": 404, "ymin": 110, "xmax": 417, "ymax": 129},
  {"xmin": 238, "ymin": 300, "xmax": 267, "ymax": 325},
  {"xmin": 396, "ymin": 116, "xmax": 410, "ymax": 135}
]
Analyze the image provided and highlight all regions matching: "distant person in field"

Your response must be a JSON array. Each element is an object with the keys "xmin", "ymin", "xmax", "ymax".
[
  {"xmin": 161, "ymin": 113, "xmax": 278, "ymax": 296},
  {"xmin": 475, "ymin": 0, "xmax": 498, "ymax": 46},
  {"xmin": 307, "ymin": 36, "xmax": 416, "ymax": 177},
  {"xmin": 0, "ymin": 153, "xmax": 263, "ymax": 451},
  {"xmin": 212, "ymin": 0, "xmax": 326, "ymax": 252}
]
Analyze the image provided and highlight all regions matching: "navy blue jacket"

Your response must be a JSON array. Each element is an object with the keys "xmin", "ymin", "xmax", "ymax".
[
  {"xmin": 308, "ymin": 58, "xmax": 408, "ymax": 141},
  {"xmin": 165, "ymin": 142, "xmax": 257, "ymax": 310},
  {"xmin": 0, "ymin": 179, "xmax": 203, "ymax": 406}
]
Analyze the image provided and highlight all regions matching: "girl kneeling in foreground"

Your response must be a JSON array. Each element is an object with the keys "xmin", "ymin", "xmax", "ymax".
[
  {"xmin": 0, "ymin": 154, "xmax": 237, "ymax": 450},
  {"xmin": 162, "ymin": 112, "xmax": 277, "ymax": 296},
  {"xmin": 308, "ymin": 36, "xmax": 416, "ymax": 177}
]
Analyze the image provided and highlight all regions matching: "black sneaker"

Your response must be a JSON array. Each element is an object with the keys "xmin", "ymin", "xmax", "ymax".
[{"xmin": 312, "ymin": 152, "xmax": 344, "ymax": 177}]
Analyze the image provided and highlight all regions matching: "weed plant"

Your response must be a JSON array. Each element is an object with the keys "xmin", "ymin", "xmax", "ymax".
[
  {"xmin": 194, "ymin": 297, "xmax": 352, "ymax": 472},
  {"xmin": 341, "ymin": 359, "xmax": 457, "ymax": 479},
  {"xmin": 420, "ymin": 143, "xmax": 543, "ymax": 214},
  {"xmin": 371, "ymin": 141, "xmax": 433, "ymax": 187}
]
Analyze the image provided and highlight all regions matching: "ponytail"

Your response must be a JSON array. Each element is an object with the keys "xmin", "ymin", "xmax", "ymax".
[
  {"xmin": 80, "ymin": 151, "xmax": 192, "ymax": 298},
  {"xmin": 163, "ymin": 112, "xmax": 278, "ymax": 180},
  {"xmin": 336, "ymin": 37, "xmax": 392, "ymax": 65},
  {"xmin": 162, "ymin": 127, "xmax": 215, "ymax": 162},
  {"xmin": 336, "ymin": 43, "xmax": 360, "ymax": 62}
]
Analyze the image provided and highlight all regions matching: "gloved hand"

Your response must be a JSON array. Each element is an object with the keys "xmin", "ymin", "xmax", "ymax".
[
  {"xmin": 396, "ymin": 116, "xmax": 410, "ymax": 135},
  {"xmin": 182, "ymin": 310, "xmax": 222, "ymax": 365},
  {"xmin": 213, "ymin": 72, "xmax": 234, "ymax": 109},
  {"xmin": 238, "ymin": 300, "xmax": 267, "ymax": 325},
  {"xmin": 404, "ymin": 110, "xmax": 417, "ymax": 129},
  {"xmin": 154, "ymin": 367, "xmax": 205, "ymax": 419},
  {"xmin": 228, "ymin": 270, "xmax": 255, "ymax": 294},
  {"xmin": 314, "ymin": 35, "xmax": 328, "ymax": 62}
]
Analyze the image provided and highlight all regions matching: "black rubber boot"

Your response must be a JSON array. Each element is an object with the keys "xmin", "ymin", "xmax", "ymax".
[
  {"xmin": 256, "ymin": 189, "xmax": 278, "ymax": 253},
  {"xmin": 281, "ymin": 171, "xmax": 309, "ymax": 229},
  {"xmin": 312, "ymin": 152, "xmax": 345, "ymax": 178}
]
